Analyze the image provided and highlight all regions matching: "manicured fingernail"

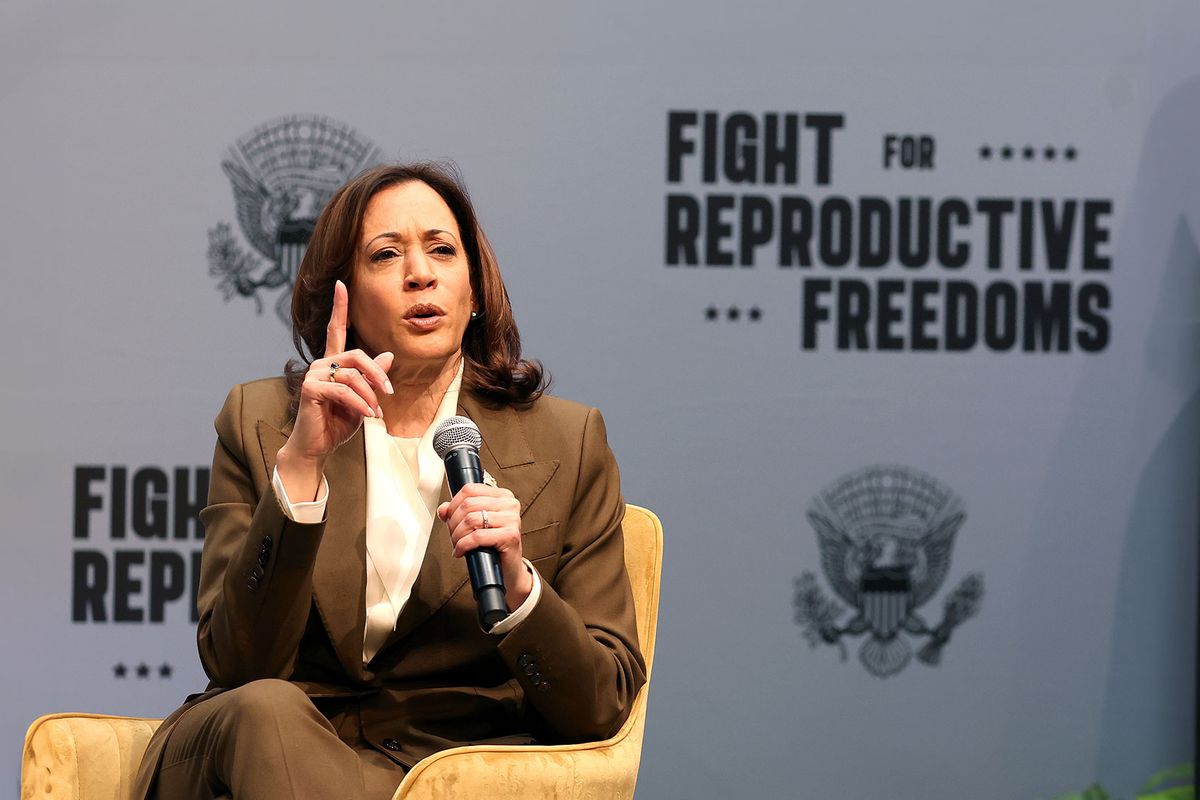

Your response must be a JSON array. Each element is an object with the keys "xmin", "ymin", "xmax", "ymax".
[
  {"xmin": 376, "ymin": 405, "xmax": 384, "ymax": 418},
  {"xmin": 384, "ymin": 379, "xmax": 394, "ymax": 395}
]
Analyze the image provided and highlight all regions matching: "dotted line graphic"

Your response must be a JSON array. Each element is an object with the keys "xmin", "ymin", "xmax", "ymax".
[
  {"xmin": 979, "ymin": 144, "xmax": 1077, "ymax": 161},
  {"xmin": 113, "ymin": 662, "xmax": 174, "ymax": 679},
  {"xmin": 705, "ymin": 306, "xmax": 762, "ymax": 322}
]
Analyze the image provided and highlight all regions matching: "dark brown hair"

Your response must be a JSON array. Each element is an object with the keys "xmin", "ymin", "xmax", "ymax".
[{"xmin": 286, "ymin": 162, "xmax": 547, "ymax": 411}]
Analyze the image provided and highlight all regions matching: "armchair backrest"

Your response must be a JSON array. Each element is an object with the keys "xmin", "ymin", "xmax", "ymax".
[{"xmin": 620, "ymin": 504, "xmax": 663, "ymax": 677}]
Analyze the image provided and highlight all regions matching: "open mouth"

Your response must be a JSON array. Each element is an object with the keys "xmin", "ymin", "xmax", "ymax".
[{"xmin": 404, "ymin": 303, "xmax": 445, "ymax": 320}]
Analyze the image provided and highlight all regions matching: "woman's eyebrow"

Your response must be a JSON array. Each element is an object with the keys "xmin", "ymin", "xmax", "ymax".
[
  {"xmin": 424, "ymin": 228, "xmax": 460, "ymax": 243},
  {"xmin": 364, "ymin": 231, "xmax": 402, "ymax": 248}
]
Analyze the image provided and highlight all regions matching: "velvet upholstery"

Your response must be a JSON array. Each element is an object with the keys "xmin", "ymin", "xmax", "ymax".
[{"xmin": 21, "ymin": 504, "xmax": 662, "ymax": 800}]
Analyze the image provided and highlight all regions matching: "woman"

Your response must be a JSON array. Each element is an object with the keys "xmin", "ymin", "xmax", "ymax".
[{"xmin": 134, "ymin": 163, "xmax": 646, "ymax": 800}]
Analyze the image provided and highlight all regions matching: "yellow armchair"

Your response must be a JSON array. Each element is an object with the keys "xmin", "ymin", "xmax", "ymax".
[{"xmin": 22, "ymin": 504, "xmax": 663, "ymax": 800}]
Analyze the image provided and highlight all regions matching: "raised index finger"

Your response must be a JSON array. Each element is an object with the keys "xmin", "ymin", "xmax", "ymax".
[{"xmin": 325, "ymin": 279, "xmax": 348, "ymax": 357}]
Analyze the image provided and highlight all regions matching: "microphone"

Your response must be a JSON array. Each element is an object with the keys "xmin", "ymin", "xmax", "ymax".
[{"xmin": 432, "ymin": 416, "xmax": 507, "ymax": 631}]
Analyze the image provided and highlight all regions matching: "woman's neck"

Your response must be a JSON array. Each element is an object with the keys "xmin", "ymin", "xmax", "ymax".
[{"xmin": 380, "ymin": 354, "xmax": 462, "ymax": 438}]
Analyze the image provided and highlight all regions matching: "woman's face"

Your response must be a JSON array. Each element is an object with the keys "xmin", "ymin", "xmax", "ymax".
[{"xmin": 348, "ymin": 181, "xmax": 475, "ymax": 371}]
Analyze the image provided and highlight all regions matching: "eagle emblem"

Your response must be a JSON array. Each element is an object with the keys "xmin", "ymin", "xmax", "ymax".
[
  {"xmin": 207, "ymin": 115, "xmax": 383, "ymax": 324},
  {"xmin": 794, "ymin": 465, "xmax": 983, "ymax": 677}
]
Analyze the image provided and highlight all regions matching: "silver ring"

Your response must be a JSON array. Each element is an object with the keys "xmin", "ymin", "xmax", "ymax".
[
  {"xmin": 328, "ymin": 362, "xmax": 341, "ymax": 382},
  {"xmin": 481, "ymin": 510, "xmax": 490, "ymax": 529}
]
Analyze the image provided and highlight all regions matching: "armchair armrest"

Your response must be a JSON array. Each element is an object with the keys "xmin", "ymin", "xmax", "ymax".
[
  {"xmin": 22, "ymin": 713, "xmax": 162, "ymax": 800},
  {"xmin": 394, "ymin": 683, "xmax": 651, "ymax": 800}
]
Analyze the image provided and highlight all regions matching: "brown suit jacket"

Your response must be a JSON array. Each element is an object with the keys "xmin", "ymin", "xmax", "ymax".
[{"xmin": 134, "ymin": 377, "xmax": 646, "ymax": 798}]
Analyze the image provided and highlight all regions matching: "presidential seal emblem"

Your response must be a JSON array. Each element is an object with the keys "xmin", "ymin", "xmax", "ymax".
[
  {"xmin": 793, "ymin": 465, "xmax": 983, "ymax": 678},
  {"xmin": 208, "ymin": 114, "xmax": 383, "ymax": 324}
]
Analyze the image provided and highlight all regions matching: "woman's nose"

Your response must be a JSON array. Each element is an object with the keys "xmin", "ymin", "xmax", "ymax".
[{"xmin": 404, "ymin": 254, "xmax": 437, "ymax": 289}]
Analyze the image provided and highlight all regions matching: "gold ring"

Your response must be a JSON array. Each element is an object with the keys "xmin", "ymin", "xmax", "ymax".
[
  {"xmin": 481, "ymin": 510, "xmax": 490, "ymax": 529},
  {"xmin": 328, "ymin": 362, "xmax": 341, "ymax": 382}
]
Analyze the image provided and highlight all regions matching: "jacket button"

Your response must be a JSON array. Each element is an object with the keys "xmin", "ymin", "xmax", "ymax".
[
  {"xmin": 518, "ymin": 653, "xmax": 533, "ymax": 668},
  {"xmin": 536, "ymin": 680, "xmax": 551, "ymax": 692},
  {"xmin": 523, "ymin": 663, "xmax": 537, "ymax": 676},
  {"xmin": 262, "ymin": 536, "xmax": 273, "ymax": 548},
  {"xmin": 250, "ymin": 565, "xmax": 265, "ymax": 580},
  {"xmin": 381, "ymin": 738, "xmax": 401, "ymax": 752},
  {"xmin": 246, "ymin": 575, "xmax": 260, "ymax": 590}
]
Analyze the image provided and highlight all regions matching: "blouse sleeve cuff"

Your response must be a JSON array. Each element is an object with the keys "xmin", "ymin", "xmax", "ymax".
[
  {"xmin": 271, "ymin": 465, "xmax": 329, "ymax": 524},
  {"xmin": 488, "ymin": 559, "xmax": 542, "ymax": 635}
]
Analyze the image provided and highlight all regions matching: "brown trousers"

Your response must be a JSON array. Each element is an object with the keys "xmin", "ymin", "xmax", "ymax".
[{"xmin": 152, "ymin": 680, "xmax": 406, "ymax": 800}]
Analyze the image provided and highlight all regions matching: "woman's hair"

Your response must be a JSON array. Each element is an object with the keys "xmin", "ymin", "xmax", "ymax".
[{"xmin": 285, "ymin": 162, "xmax": 547, "ymax": 411}]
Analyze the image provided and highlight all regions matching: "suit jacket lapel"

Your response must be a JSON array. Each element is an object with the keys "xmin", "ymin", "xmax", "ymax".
[
  {"xmin": 257, "ymin": 420, "xmax": 368, "ymax": 681},
  {"xmin": 383, "ymin": 392, "xmax": 560, "ymax": 647},
  {"xmin": 461, "ymin": 394, "xmax": 561, "ymax": 517}
]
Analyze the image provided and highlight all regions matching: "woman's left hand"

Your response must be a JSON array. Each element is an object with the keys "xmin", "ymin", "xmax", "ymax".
[{"xmin": 438, "ymin": 485, "xmax": 532, "ymax": 611}]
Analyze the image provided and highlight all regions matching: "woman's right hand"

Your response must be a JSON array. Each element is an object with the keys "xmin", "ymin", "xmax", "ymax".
[{"xmin": 276, "ymin": 280, "xmax": 394, "ymax": 502}]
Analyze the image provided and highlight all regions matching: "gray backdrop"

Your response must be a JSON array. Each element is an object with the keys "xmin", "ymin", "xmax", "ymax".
[{"xmin": 2, "ymin": 1, "xmax": 1198, "ymax": 797}]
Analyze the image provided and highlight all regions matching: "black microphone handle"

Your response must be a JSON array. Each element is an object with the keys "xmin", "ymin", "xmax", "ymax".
[{"xmin": 442, "ymin": 447, "xmax": 508, "ymax": 631}]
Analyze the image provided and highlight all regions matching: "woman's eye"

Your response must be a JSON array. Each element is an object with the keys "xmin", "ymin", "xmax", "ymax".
[
  {"xmin": 370, "ymin": 248, "xmax": 400, "ymax": 262},
  {"xmin": 431, "ymin": 244, "xmax": 456, "ymax": 257}
]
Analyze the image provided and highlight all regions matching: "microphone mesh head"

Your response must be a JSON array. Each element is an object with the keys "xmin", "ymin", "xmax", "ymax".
[{"xmin": 432, "ymin": 416, "xmax": 483, "ymax": 458}]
